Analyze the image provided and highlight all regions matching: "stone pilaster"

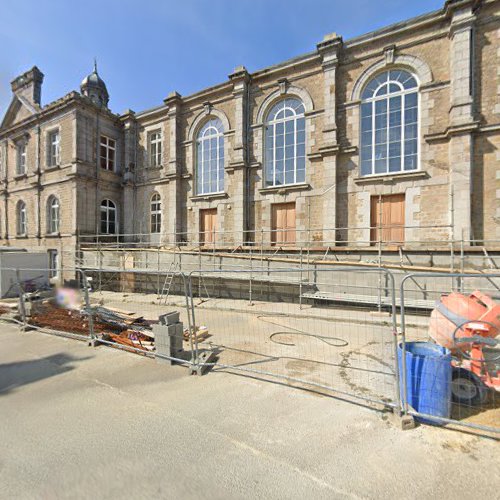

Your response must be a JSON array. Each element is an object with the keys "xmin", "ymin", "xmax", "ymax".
[
  {"xmin": 447, "ymin": 0, "xmax": 478, "ymax": 242},
  {"xmin": 228, "ymin": 66, "xmax": 250, "ymax": 244},
  {"xmin": 317, "ymin": 33, "xmax": 342, "ymax": 245},
  {"xmin": 120, "ymin": 109, "xmax": 137, "ymax": 241},
  {"xmin": 164, "ymin": 92, "xmax": 182, "ymax": 243}
]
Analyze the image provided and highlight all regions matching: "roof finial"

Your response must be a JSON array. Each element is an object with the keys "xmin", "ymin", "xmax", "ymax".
[{"xmin": 93, "ymin": 57, "xmax": 98, "ymax": 74}]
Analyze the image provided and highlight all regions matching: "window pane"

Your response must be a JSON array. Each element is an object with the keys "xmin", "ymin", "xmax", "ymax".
[
  {"xmin": 405, "ymin": 123, "xmax": 417, "ymax": 140},
  {"xmin": 375, "ymin": 114, "xmax": 387, "ymax": 130},
  {"xmin": 375, "ymin": 129, "xmax": 386, "ymax": 145},
  {"xmin": 389, "ymin": 126, "xmax": 401, "ymax": 142},
  {"xmin": 361, "ymin": 159, "xmax": 372, "ymax": 176},
  {"xmin": 375, "ymin": 144, "xmax": 387, "ymax": 160},
  {"xmin": 389, "ymin": 96, "xmax": 401, "ymax": 111},
  {"xmin": 296, "ymin": 166, "xmax": 305, "ymax": 184},
  {"xmin": 361, "ymin": 130, "xmax": 372, "ymax": 146},
  {"xmin": 404, "ymin": 154, "xmax": 418, "ymax": 170},
  {"xmin": 374, "ymin": 157, "xmax": 386, "ymax": 174},
  {"xmin": 405, "ymin": 92, "xmax": 418, "ymax": 108},
  {"xmin": 361, "ymin": 116, "xmax": 372, "ymax": 131},
  {"xmin": 389, "ymin": 156, "xmax": 401, "ymax": 172},
  {"xmin": 361, "ymin": 102, "xmax": 372, "ymax": 118},
  {"xmin": 405, "ymin": 139, "xmax": 417, "ymax": 156},
  {"xmin": 360, "ymin": 145, "xmax": 372, "ymax": 162},
  {"xmin": 389, "ymin": 142, "xmax": 401, "ymax": 158},
  {"xmin": 405, "ymin": 108, "xmax": 418, "ymax": 124},
  {"xmin": 375, "ymin": 100, "xmax": 386, "ymax": 115},
  {"xmin": 275, "ymin": 159, "xmax": 284, "ymax": 185}
]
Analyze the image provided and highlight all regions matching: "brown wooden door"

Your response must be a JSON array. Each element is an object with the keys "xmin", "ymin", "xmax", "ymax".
[
  {"xmin": 200, "ymin": 208, "xmax": 217, "ymax": 245},
  {"xmin": 370, "ymin": 194, "xmax": 405, "ymax": 245},
  {"xmin": 271, "ymin": 202, "xmax": 296, "ymax": 246}
]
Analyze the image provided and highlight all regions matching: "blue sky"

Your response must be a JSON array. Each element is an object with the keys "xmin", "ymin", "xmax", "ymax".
[{"xmin": 0, "ymin": 0, "xmax": 443, "ymax": 116}]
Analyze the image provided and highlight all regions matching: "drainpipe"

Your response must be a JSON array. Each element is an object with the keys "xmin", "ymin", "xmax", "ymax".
[
  {"xmin": 36, "ymin": 123, "xmax": 41, "ymax": 243},
  {"xmin": 4, "ymin": 139, "xmax": 9, "ymax": 242},
  {"xmin": 95, "ymin": 108, "xmax": 100, "ymax": 235},
  {"xmin": 244, "ymin": 77, "xmax": 251, "ymax": 244}
]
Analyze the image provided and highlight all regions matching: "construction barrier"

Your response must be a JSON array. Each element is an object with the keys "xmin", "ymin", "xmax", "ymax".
[
  {"xmin": 400, "ymin": 272, "xmax": 500, "ymax": 435},
  {"xmin": 185, "ymin": 267, "xmax": 400, "ymax": 410},
  {"xmin": 1, "ymin": 264, "xmax": 498, "ymax": 437}
]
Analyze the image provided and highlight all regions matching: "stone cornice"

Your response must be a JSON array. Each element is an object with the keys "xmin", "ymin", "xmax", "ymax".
[{"xmin": 424, "ymin": 121, "xmax": 481, "ymax": 142}]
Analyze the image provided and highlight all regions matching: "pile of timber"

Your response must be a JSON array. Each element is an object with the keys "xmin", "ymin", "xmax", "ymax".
[{"xmin": 29, "ymin": 301, "xmax": 155, "ymax": 352}]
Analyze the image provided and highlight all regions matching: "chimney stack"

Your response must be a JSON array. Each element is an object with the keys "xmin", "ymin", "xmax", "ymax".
[{"xmin": 11, "ymin": 66, "xmax": 44, "ymax": 107}]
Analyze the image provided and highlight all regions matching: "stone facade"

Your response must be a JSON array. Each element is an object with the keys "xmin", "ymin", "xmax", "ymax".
[{"xmin": 0, "ymin": 0, "xmax": 499, "ymax": 270}]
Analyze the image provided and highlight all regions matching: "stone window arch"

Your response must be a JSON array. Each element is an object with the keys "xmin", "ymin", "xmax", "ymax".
[{"xmin": 351, "ymin": 54, "xmax": 433, "ymax": 102}]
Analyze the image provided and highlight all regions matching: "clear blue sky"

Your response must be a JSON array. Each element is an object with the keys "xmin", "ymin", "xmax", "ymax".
[{"xmin": 0, "ymin": 0, "xmax": 443, "ymax": 116}]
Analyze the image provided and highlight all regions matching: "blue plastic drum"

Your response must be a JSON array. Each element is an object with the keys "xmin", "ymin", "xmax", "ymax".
[{"xmin": 398, "ymin": 342, "xmax": 452, "ymax": 424}]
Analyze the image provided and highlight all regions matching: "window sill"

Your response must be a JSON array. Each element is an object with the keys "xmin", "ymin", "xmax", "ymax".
[
  {"xmin": 100, "ymin": 168, "xmax": 120, "ymax": 175},
  {"xmin": 259, "ymin": 182, "xmax": 311, "ymax": 194},
  {"xmin": 146, "ymin": 165, "xmax": 163, "ymax": 170},
  {"xmin": 353, "ymin": 170, "xmax": 429, "ymax": 185},
  {"xmin": 14, "ymin": 174, "xmax": 28, "ymax": 180},
  {"xmin": 190, "ymin": 192, "xmax": 228, "ymax": 201},
  {"xmin": 16, "ymin": 235, "xmax": 28, "ymax": 239},
  {"xmin": 45, "ymin": 233, "xmax": 61, "ymax": 238},
  {"xmin": 44, "ymin": 164, "xmax": 61, "ymax": 172}
]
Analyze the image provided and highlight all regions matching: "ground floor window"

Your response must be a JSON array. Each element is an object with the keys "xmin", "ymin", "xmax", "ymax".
[
  {"xmin": 271, "ymin": 202, "xmax": 296, "ymax": 246},
  {"xmin": 370, "ymin": 193, "xmax": 405, "ymax": 245},
  {"xmin": 100, "ymin": 199, "xmax": 117, "ymax": 234},
  {"xmin": 150, "ymin": 193, "xmax": 161, "ymax": 234},
  {"xmin": 48, "ymin": 249, "xmax": 59, "ymax": 279}
]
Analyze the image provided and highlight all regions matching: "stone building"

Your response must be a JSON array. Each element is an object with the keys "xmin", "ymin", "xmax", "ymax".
[{"xmin": 0, "ymin": 0, "xmax": 499, "ymax": 272}]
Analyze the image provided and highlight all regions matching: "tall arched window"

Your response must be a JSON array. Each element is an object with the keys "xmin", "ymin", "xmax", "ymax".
[
  {"xmin": 47, "ymin": 196, "xmax": 60, "ymax": 234},
  {"xmin": 17, "ymin": 201, "xmax": 27, "ymax": 236},
  {"xmin": 265, "ymin": 98, "xmax": 305, "ymax": 187},
  {"xmin": 100, "ymin": 199, "xmax": 117, "ymax": 234},
  {"xmin": 150, "ymin": 193, "xmax": 161, "ymax": 234},
  {"xmin": 196, "ymin": 118, "xmax": 224, "ymax": 195},
  {"xmin": 360, "ymin": 70, "xmax": 418, "ymax": 176}
]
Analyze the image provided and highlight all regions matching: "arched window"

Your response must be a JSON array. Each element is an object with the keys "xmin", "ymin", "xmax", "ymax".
[
  {"xmin": 100, "ymin": 199, "xmax": 117, "ymax": 234},
  {"xmin": 264, "ymin": 98, "xmax": 305, "ymax": 187},
  {"xmin": 150, "ymin": 193, "xmax": 161, "ymax": 234},
  {"xmin": 47, "ymin": 196, "xmax": 60, "ymax": 234},
  {"xmin": 196, "ymin": 118, "xmax": 224, "ymax": 195},
  {"xmin": 17, "ymin": 201, "xmax": 27, "ymax": 236},
  {"xmin": 360, "ymin": 69, "xmax": 418, "ymax": 176}
]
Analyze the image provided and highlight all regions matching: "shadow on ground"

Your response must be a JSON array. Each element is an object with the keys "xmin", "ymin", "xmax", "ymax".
[{"xmin": 0, "ymin": 353, "xmax": 92, "ymax": 395}]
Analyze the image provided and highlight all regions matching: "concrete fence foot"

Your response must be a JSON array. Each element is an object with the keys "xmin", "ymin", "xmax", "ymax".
[{"xmin": 389, "ymin": 410, "xmax": 416, "ymax": 431}]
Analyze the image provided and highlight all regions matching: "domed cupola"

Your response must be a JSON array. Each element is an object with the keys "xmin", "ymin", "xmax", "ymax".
[{"xmin": 80, "ymin": 60, "xmax": 109, "ymax": 107}]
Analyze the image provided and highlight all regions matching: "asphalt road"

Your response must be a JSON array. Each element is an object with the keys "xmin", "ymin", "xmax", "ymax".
[{"xmin": 0, "ymin": 324, "xmax": 498, "ymax": 499}]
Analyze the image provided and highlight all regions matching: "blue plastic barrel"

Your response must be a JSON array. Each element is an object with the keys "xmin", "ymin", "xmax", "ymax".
[{"xmin": 398, "ymin": 342, "xmax": 451, "ymax": 424}]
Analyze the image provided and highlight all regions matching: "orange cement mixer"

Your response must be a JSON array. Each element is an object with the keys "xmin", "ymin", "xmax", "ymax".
[
  {"xmin": 429, "ymin": 290, "xmax": 500, "ymax": 352},
  {"xmin": 429, "ymin": 290, "xmax": 500, "ymax": 405}
]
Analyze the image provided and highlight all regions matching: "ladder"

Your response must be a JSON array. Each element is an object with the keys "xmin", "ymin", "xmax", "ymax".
[{"xmin": 158, "ymin": 262, "xmax": 180, "ymax": 304}]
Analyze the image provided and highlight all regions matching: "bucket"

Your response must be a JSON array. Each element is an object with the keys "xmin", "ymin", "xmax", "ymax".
[{"xmin": 398, "ymin": 341, "xmax": 451, "ymax": 425}]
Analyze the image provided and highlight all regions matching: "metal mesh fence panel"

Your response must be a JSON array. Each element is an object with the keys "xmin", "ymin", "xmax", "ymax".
[
  {"xmin": 186, "ymin": 267, "xmax": 399, "ymax": 409},
  {"xmin": 400, "ymin": 272, "xmax": 500, "ymax": 435}
]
